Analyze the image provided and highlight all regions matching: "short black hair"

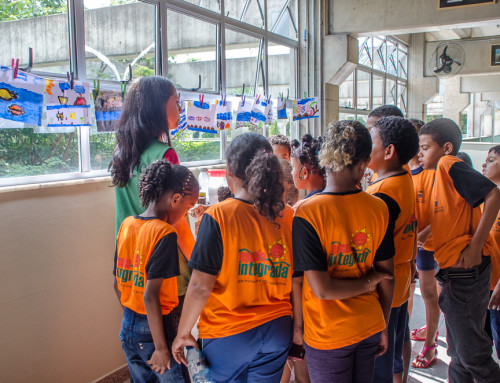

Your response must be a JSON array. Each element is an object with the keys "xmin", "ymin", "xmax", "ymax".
[
  {"xmin": 374, "ymin": 117, "xmax": 419, "ymax": 165},
  {"xmin": 268, "ymin": 134, "xmax": 291, "ymax": 155},
  {"xmin": 456, "ymin": 152, "xmax": 472, "ymax": 167},
  {"xmin": 368, "ymin": 105, "xmax": 404, "ymax": 119},
  {"xmin": 408, "ymin": 118, "xmax": 425, "ymax": 132},
  {"xmin": 489, "ymin": 145, "xmax": 500, "ymax": 156},
  {"xmin": 419, "ymin": 118, "xmax": 462, "ymax": 155}
]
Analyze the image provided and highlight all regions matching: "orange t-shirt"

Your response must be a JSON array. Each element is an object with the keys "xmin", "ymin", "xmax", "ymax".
[
  {"xmin": 115, "ymin": 216, "xmax": 180, "ymax": 315},
  {"xmin": 188, "ymin": 198, "xmax": 294, "ymax": 338},
  {"xmin": 411, "ymin": 167, "xmax": 435, "ymax": 251},
  {"xmin": 367, "ymin": 171, "xmax": 416, "ymax": 308},
  {"xmin": 293, "ymin": 191, "xmax": 395, "ymax": 350},
  {"xmin": 490, "ymin": 211, "xmax": 500, "ymax": 290},
  {"xmin": 431, "ymin": 156, "xmax": 497, "ymax": 269}
]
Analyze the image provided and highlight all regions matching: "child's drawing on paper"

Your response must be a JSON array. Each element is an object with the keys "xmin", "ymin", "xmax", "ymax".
[
  {"xmin": 236, "ymin": 99, "xmax": 253, "ymax": 128},
  {"xmin": 216, "ymin": 99, "xmax": 233, "ymax": 131},
  {"xmin": 94, "ymin": 90, "xmax": 123, "ymax": 132},
  {"xmin": 293, "ymin": 97, "xmax": 319, "ymax": 121},
  {"xmin": 170, "ymin": 101, "xmax": 187, "ymax": 140},
  {"xmin": 266, "ymin": 99, "xmax": 274, "ymax": 124},
  {"xmin": 0, "ymin": 67, "xmax": 44, "ymax": 127},
  {"xmin": 277, "ymin": 97, "xmax": 287, "ymax": 119},
  {"xmin": 186, "ymin": 100, "xmax": 217, "ymax": 133},
  {"xmin": 46, "ymin": 80, "xmax": 92, "ymax": 127},
  {"xmin": 250, "ymin": 96, "xmax": 271, "ymax": 128}
]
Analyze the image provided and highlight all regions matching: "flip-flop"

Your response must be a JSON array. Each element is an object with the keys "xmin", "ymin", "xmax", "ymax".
[
  {"xmin": 411, "ymin": 343, "xmax": 438, "ymax": 369},
  {"xmin": 410, "ymin": 325, "xmax": 439, "ymax": 342}
]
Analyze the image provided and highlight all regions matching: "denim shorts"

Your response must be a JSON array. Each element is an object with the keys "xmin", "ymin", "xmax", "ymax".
[{"xmin": 119, "ymin": 307, "xmax": 190, "ymax": 383}]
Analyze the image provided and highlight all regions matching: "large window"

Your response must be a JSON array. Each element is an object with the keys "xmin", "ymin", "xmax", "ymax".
[
  {"xmin": 339, "ymin": 36, "xmax": 408, "ymax": 122},
  {"xmin": 0, "ymin": 0, "xmax": 298, "ymax": 184}
]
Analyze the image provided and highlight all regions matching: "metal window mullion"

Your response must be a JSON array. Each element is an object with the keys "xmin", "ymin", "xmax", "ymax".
[{"xmin": 219, "ymin": 0, "xmax": 227, "ymax": 160}]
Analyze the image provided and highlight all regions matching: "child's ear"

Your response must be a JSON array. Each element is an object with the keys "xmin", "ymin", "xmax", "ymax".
[
  {"xmin": 443, "ymin": 142, "xmax": 454, "ymax": 155},
  {"xmin": 302, "ymin": 166, "xmax": 310, "ymax": 180},
  {"xmin": 384, "ymin": 144, "xmax": 396, "ymax": 160},
  {"xmin": 171, "ymin": 192, "xmax": 182, "ymax": 206}
]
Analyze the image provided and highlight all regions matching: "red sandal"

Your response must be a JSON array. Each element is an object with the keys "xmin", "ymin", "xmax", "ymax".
[
  {"xmin": 411, "ymin": 343, "xmax": 438, "ymax": 369},
  {"xmin": 409, "ymin": 325, "xmax": 439, "ymax": 342}
]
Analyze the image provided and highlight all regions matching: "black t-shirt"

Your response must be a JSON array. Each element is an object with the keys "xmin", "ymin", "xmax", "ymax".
[
  {"xmin": 188, "ymin": 214, "xmax": 223, "ymax": 276},
  {"xmin": 449, "ymin": 161, "xmax": 496, "ymax": 207}
]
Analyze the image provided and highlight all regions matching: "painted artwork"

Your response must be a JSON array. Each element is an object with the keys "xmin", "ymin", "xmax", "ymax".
[
  {"xmin": 46, "ymin": 80, "xmax": 92, "ymax": 127},
  {"xmin": 236, "ymin": 98, "xmax": 253, "ymax": 128},
  {"xmin": 94, "ymin": 90, "xmax": 123, "ymax": 132},
  {"xmin": 293, "ymin": 97, "xmax": 320, "ymax": 121},
  {"xmin": 250, "ymin": 96, "xmax": 272, "ymax": 127},
  {"xmin": 215, "ymin": 99, "xmax": 233, "ymax": 131},
  {"xmin": 266, "ymin": 99, "xmax": 274, "ymax": 124},
  {"xmin": 186, "ymin": 100, "xmax": 217, "ymax": 133},
  {"xmin": 170, "ymin": 100, "xmax": 187, "ymax": 140},
  {"xmin": 277, "ymin": 97, "xmax": 287, "ymax": 119},
  {"xmin": 0, "ymin": 66, "xmax": 45, "ymax": 127}
]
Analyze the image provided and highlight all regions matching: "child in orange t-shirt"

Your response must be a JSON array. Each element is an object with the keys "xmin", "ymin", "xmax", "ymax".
[
  {"xmin": 366, "ymin": 116, "xmax": 419, "ymax": 383},
  {"xmin": 482, "ymin": 144, "xmax": 500, "ymax": 359},
  {"xmin": 419, "ymin": 118, "xmax": 500, "ymax": 382},
  {"xmin": 114, "ymin": 160, "xmax": 199, "ymax": 383},
  {"xmin": 172, "ymin": 133, "xmax": 295, "ymax": 382},
  {"xmin": 293, "ymin": 120, "xmax": 394, "ymax": 383}
]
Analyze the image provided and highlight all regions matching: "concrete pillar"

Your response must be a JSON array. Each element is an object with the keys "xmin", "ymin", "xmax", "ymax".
[
  {"xmin": 442, "ymin": 76, "xmax": 470, "ymax": 124},
  {"xmin": 407, "ymin": 33, "xmax": 438, "ymax": 120}
]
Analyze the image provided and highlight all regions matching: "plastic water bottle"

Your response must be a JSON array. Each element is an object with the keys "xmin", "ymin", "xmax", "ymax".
[
  {"xmin": 198, "ymin": 168, "xmax": 210, "ymax": 202},
  {"xmin": 186, "ymin": 346, "xmax": 214, "ymax": 383}
]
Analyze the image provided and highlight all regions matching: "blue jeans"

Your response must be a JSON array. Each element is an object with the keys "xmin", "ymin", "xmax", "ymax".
[
  {"xmin": 305, "ymin": 332, "xmax": 381, "ymax": 383},
  {"xmin": 199, "ymin": 315, "xmax": 293, "ymax": 383},
  {"xmin": 373, "ymin": 301, "xmax": 409, "ymax": 382},
  {"xmin": 120, "ymin": 307, "xmax": 190, "ymax": 383},
  {"xmin": 491, "ymin": 307, "xmax": 500, "ymax": 359}
]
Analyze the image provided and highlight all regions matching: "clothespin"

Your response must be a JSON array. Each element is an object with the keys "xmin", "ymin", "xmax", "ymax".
[
  {"xmin": 279, "ymin": 92, "xmax": 283, "ymax": 101},
  {"xmin": 12, "ymin": 58, "xmax": 19, "ymax": 80},
  {"xmin": 304, "ymin": 91, "xmax": 307, "ymax": 99},
  {"xmin": 266, "ymin": 94, "xmax": 271, "ymax": 104},
  {"xmin": 287, "ymin": 89, "xmax": 289, "ymax": 100},
  {"xmin": 93, "ymin": 79, "xmax": 100, "ymax": 100},
  {"xmin": 178, "ymin": 92, "xmax": 182, "ymax": 107},
  {"xmin": 223, "ymin": 94, "xmax": 226, "ymax": 106},
  {"xmin": 66, "ymin": 72, "xmax": 74, "ymax": 90},
  {"xmin": 199, "ymin": 93, "xmax": 204, "ymax": 107},
  {"xmin": 121, "ymin": 82, "xmax": 127, "ymax": 99}
]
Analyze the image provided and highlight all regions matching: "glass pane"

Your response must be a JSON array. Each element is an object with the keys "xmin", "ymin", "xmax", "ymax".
[
  {"xmin": 358, "ymin": 37, "xmax": 372, "ymax": 67},
  {"xmin": 90, "ymin": 132, "xmax": 115, "ymax": 170},
  {"xmin": 268, "ymin": 43, "xmax": 296, "ymax": 99},
  {"xmin": 0, "ymin": 127, "xmax": 79, "ymax": 178},
  {"xmin": 373, "ymin": 37, "xmax": 386, "ymax": 72},
  {"xmin": 338, "ymin": 113, "xmax": 356, "ymax": 121},
  {"xmin": 397, "ymin": 82, "xmax": 407, "ymax": 115},
  {"xmin": 1, "ymin": 0, "xmax": 69, "ymax": 74},
  {"xmin": 357, "ymin": 114, "xmax": 368, "ymax": 126},
  {"xmin": 167, "ymin": 11, "xmax": 218, "ymax": 92},
  {"xmin": 386, "ymin": 78, "xmax": 396, "ymax": 105},
  {"xmin": 398, "ymin": 50, "xmax": 407, "ymax": 79},
  {"xmin": 85, "ymin": 0, "xmax": 156, "ymax": 81},
  {"xmin": 339, "ymin": 73, "xmax": 354, "ymax": 108},
  {"xmin": 226, "ymin": 29, "xmax": 263, "ymax": 96},
  {"xmin": 181, "ymin": 0, "xmax": 221, "ymax": 13},
  {"xmin": 267, "ymin": 0, "xmax": 298, "ymax": 39},
  {"xmin": 357, "ymin": 70, "xmax": 370, "ymax": 111},
  {"xmin": 373, "ymin": 74, "xmax": 384, "ymax": 109},
  {"xmin": 387, "ymin": 40, "xmax": 398, "ymax": 76},
  {"xmin": 226, "ymin": 0, "xmax": 265, "ymax": 29}
]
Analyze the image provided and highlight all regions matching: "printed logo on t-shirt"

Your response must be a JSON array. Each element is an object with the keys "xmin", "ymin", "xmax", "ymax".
[
  {"xmin": 237, "ymin": 239, "xmax": 290, "ymax": 279},
  {"xmin": 403, "ymin": 215, "xmax": 417, "ymax": 235},
  {"xmin": 116, "ymin": 249, "xmax": 145, "ymax": 288},
  {"xmin": 417, "ymin": 189, "xmax": 425, "ymax": 201},
  {"xmin": 434, "ymin": 200, "xmax": 444, "ymax": 213},
  {"xmin": 328, "ymin": 228, "xmax": 372, "ymax": 268}
]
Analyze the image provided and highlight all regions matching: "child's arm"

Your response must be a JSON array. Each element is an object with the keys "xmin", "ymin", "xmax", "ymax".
[
  {"xmin": 113, "ymin": 277, "xmax": 122, "ymax": 304},
  {"xmin": 171, "ymin": 270, "xmax": 217, "ymax": 365},
  {"xmin": 305, "ymin": 268, "xmax": 392, "ymax": 300},
  {"xmin": 373, "ymin": 258, "xmax": 395, "ymax": 356},
  {"xmin": 458, "ymin": 187, "xmax": 500, "ymax": 268},
  {"xmin": 418, "ymin": 225, "xmax": 431, "ymax": 247},
  {"xmin": 489, "ymin": 279, "xmax": 500, "ymax": 310},
  {"xmin": 291, "ymin": 276, "xmax": 304, "ymax": 345},
  {"xmin": 144, "ymin": 278, "xmax": 171, "ymax": 374}
]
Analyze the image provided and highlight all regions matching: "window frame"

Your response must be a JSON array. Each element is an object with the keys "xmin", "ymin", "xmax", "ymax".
[{"xmin": 0, "ymin": 0, "xmax": 299, "ymax": 186}]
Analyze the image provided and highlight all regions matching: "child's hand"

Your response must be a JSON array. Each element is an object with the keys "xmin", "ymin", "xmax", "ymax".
[
  {"xmin": 292, "ymin": 327, "xmax": 304, "ymax": 346},
  {"xmin": 189, "ymin": 204, "xmax": 208, "ymax": 218},
  {"xmin": 367, "ymin": 268, "xmax": 393, "ymax": 289},
  {"xmin": 172, "ymin": 333, "xmax": 199, "ymax": 366},
  {"xmin": 376, "ymin": 329, "xmax": 389, "ymax": 357},
  {"xmin": 147, "ymin": 348, "xmax": 172, "ymax": 374},
  {"xmin": 457, "ymin": 245, "xmax": 482, "ymax": 269},
  {"xmin": 489, "ymin": 281, "xmax": 500, "ymax": 310}
]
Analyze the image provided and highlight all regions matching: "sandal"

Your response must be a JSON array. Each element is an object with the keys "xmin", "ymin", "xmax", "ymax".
[
  {"xmin": 410, "ymin": 325, "xmax": 439, "ymax": 342},
  {"xmin": 411, "ymin": 343, "xmax": 438, "ymax": 369}
]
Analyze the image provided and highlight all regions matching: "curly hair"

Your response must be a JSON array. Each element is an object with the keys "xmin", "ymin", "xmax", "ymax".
[
  {"xmin": 217, "ymin": 186, "xmax": 233, "ymax": 202},
  {"xmin": 419, "ymin": 118, "xmax": 462, "ymax": 155},
  {"xmin": 109, "ymin": 76, "xmax": 177, "ymax": 187},
  {"xmin": 269, "ymin": 134, "xmax": 291, "ymax": 156},
  {"xmin": 226, "ymin": 133, "xmax": 285, "ymax": 220},
  {"xmin": 368, "ymin": 105, "xmax": 404, "ymax": 119},
  {"xmin": 139, "ymin": 160, "xmax": 199, "ymax": 207},
  {"xmin": 408, "ymin": 118, "xmax": 425, "ymax": 133},
  {"xmin": 279, "ymin": 158, "xmax": 299, "ymax": 205},
  {"xmin": 320, "ymin": 120, "xmax": 372, "ymax": 172},
  {"xmin": 291, "ymin": 134, "xmax": 325, "ymax": 175},
  {"xmin": 373, "ymin": 117, "xmax": 419, "ymax": 165}
]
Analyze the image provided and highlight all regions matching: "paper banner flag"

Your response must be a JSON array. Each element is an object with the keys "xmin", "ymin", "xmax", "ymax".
[
  {"xmin": 266, "ymin": 99, "xmax": 274, "ymax": 124},
  {"xmin": 0, "ymin": 67, "xmax": 45, "ymax": 127},
  {"xmin": 236, "ymin": 99, "xmax": 253, "ymax": 128},
  {"xmin": 215, "ymin": 99, "xmax": 233, "ymax": 131},
  {"xmin": 46, "ymin": 80, "xmax": 92, "ymax": 127},
  {"xmin": 170, "ymin": 101, "xmax": 187, "ymax": 140},
  {"xmin": 292, "ymin": 97, "xmax": 320, "ymax": 121},
  {"xmin": 277, "ymin": 98, "xmax": 287, "ymax": 119},
  {"xmin": 250, "ymin": 96, "xmax": 272, "ymax": 127},
  {"xmin": 186, "ymin": 100, "xmax": 217, "ymax": 134},
  {"xmin": 94, "ymin": 90, "xmax": 123, "ymax": 132}
]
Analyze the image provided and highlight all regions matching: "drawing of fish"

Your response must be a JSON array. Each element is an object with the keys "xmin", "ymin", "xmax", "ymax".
[
  {"xmin": 8, "ymin": 104, "xmax": 26, "ymax": 116},
  {"xmin": 0, "ymin": 88, "xmax": 18, "ymax": 101}
]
